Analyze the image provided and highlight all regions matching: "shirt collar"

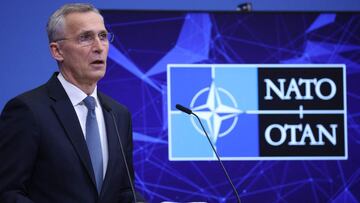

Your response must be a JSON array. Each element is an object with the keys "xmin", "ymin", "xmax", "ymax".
[{"xmin": 57, "ymin": 72, "xmax": 99, "ymax": 107}]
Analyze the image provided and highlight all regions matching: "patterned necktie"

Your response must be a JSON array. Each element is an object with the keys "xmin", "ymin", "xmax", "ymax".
[{"xmin": 83, "ymin": 96, "xmax": 103, "ymax": 193}]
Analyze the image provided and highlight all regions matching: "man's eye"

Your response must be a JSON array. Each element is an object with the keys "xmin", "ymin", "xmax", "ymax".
[
  {"xmin": 99, "ymin": 33, "xmax": 108, "ymax": 40},
  {"xmin": 79, "ymin": 34, "xmax": 93, "ymax": 42}
]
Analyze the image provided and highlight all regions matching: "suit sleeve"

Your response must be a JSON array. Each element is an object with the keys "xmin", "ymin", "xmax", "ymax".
[{"xmin": 0, "ymin": 98, "xmax": 39, "ymax": 203}]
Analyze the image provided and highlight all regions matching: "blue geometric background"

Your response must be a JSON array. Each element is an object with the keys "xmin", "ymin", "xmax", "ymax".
[{"xmin": 98, "ymin": 12, "xmax": 360, "ymax": 202}]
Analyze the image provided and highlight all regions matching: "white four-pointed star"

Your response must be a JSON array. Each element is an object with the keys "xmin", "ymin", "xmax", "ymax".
[{"xmin": 191, "ymin": 81, "xmax": 241, "ymax": 144}]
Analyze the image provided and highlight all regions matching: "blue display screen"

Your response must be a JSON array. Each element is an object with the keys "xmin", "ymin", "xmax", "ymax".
[{"xmin": 99, "ymin": 11, "xmax": 360, "ymax": 202}]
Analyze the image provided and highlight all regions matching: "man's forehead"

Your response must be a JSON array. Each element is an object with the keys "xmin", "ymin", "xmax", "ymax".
[{"xmin": 64, "ymin": 11, "xmax": 105, "ymax": 33}]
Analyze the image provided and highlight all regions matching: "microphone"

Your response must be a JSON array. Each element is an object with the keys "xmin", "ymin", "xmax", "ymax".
[
  {"xmin": 103, "ymin": 104, "xmax": 138, "ymax": 203},
  {"xmin": 175, "ymin": 104, "xmax": 241, "ymax": 203},
  {"xmin": 236, "ymin": 2, "xmax": 252, "ymax": 12},
  {"xmin": 175, "ymin": 104, "xmax": 192, "ymax": 114}
]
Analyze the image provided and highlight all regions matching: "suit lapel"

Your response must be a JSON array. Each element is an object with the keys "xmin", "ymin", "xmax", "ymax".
[{"xmin": 46, "ymin": 73, "xmax": 97, "ymax": 189}]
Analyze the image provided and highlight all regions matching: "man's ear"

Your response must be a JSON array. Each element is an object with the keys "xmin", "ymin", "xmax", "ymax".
[{"xmin": 49, "ymin": 42, "xmax": 64, "ymax": 62}]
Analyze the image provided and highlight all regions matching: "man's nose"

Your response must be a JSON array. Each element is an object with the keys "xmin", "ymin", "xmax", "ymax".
[{"xmin": 92, "ymin": 37, "xmax": 104, "ymax": 53}]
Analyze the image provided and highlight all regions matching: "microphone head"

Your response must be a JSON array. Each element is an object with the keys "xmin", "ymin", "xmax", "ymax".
[
  {"xmin": 237, "ymin": 2, "xmax": 252, "ymax": 12},
  {"xmin": 175, "ymin": 104, "xmax": 192, "ymax": 115}
]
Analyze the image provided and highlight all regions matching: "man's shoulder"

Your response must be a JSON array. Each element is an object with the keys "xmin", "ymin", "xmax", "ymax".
[
  {"xmin": 1, "ymin": 82, "xmax": 50, "ymax": 119},
  {"xmin": 7, "ymin": 74, "xmax": 60, "ymax": 110},
  {"xmin": 98, "ymin": 92, "xmax": 130, "ymax": 115},
  {"xmin": 12, "ymin": 73, "xmax": 66, "ymax": 105},
  {"xmin": 13, "ymin": 83, "xmax": 49, "ymax": 105}
]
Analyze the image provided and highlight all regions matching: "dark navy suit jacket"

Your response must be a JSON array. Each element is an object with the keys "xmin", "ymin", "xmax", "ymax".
[{"xmin": 0, "ymin": 73, "xmax": 142, "ymax": 203}]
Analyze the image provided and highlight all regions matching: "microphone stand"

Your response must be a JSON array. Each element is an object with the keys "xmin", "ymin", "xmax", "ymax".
[
  {"xmin": 176, "ymin": 104, "xmax": 241, "ymax": 203},
  {"xmin": 192, "ymin": 113, "xmax": 241, "ymax": 203}
]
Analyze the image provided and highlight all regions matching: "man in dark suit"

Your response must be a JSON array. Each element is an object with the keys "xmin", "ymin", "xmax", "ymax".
[{"xmin": 0, "ymin": 3, "xmax": 143, "ymax": 203}]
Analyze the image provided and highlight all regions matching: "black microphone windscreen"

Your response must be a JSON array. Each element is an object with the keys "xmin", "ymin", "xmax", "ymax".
[{"xmin": 175, "ymin": 104, "xmax": 192, "ymax": 114}]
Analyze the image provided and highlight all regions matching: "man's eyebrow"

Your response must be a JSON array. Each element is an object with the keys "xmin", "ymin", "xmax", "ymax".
[
  {"xmin": 78, "ymin": 30, "xmax": 108, "ymax": 35},
  {"xmin": 78, "ymin": 30, "xmax": 93, "ymax": 35}
]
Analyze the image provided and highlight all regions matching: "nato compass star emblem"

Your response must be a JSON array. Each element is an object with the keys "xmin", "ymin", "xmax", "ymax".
[{"xmin": 189, "ymin": 81, "xmax": 242, "ymax": 145}]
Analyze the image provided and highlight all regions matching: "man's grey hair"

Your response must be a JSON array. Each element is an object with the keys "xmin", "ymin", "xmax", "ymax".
[{"xmin": 46, "ymin": 3, "xmax": 102, "ymax": 43}]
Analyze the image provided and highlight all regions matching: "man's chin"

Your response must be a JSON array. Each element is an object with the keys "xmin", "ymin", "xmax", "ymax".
[
  {"xmin": 88, "ymin": 69, "xmax": 106, "ymax": 83},
  {"xmin": 90, "ymin": 63, "xmax": 106, "ymax": 69}
]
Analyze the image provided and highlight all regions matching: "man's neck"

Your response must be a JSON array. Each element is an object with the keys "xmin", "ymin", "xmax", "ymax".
[{"xmin": 60, "ymin": 71, "xmax": 96, "ymax": 95}]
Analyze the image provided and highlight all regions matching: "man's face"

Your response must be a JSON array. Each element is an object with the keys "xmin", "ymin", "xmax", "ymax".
[{"xmin": 56, "ymin": 11, "xmax": 109, "ymax": 86}]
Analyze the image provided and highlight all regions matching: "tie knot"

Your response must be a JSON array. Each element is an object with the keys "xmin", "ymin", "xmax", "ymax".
[{"xmin": 83, "ymin": 96, "xmax": 96, "ymax": 110}]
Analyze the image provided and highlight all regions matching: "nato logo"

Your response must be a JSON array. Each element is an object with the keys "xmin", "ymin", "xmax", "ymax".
[{"xmin": 167, "ymin": 64, "xmax": 347, "ymax": 161}]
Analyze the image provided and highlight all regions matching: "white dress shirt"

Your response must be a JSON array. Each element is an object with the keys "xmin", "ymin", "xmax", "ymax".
[{"xmin": 57, "ymin": 72, "xmax": 108, "ymax": 179}]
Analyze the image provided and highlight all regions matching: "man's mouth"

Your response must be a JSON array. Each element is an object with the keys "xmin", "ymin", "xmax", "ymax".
[{"xmin": 90, "ymin": 60, "xmax": 105, "ymax": 65}]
